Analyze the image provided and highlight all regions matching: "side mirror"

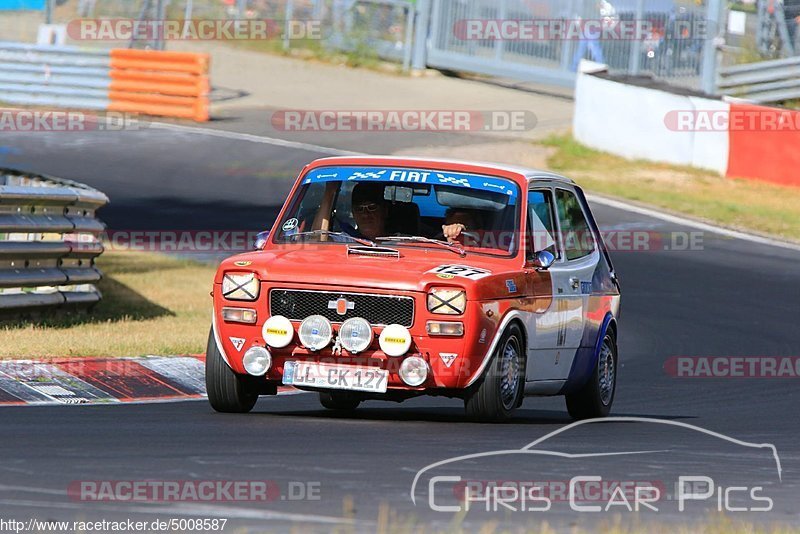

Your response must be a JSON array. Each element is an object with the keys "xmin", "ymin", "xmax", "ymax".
[
  {"xmin": 531, "ymin": 250, "xmax": 555, "ymax": 270},
  {"xmin": 253, "ymin": 231, "xmax": 270, "ymax": 250}
]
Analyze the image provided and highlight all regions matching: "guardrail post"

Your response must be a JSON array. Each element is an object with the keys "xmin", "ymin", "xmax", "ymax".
[
  {"xmin": 628, "ymin": 0, "xmax": 644, "ymax": 75},
  {"xmin": 559, "ymin": 0, "xmax": 575, "ymax": 71},
  {"xmin": 45, "ymin": 0, "xmax": 54, "ymax": 24},
  {"xmin": 155, "ymin": 0, "xmax": 167, "ymax": 50},
  {"xmin": 184, "ymin": 0, "xmax": 194, "ymax": 22},
  {"xmin": 402, "ymin": 2, "xmax": 415, "ymax": 72},
  {"xmin": 494, "ymin": 0, "xmax": 507, "ymax": 62},
  {"xmin": 411, "ymin": 0, "xmax": 432, "ymax": 71},
  {"xmin": 284, "ymin": 0, "xmax": 295, "ymax": 50},
  {"xmin": 701, "ymin": 0, "xmax": 725, "ymax": 94}
]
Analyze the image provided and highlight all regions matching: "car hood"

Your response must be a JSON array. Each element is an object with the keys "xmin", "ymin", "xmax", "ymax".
[{"xmin": 216, "ymin": 244, "xmax": 516, "ymax": 294}]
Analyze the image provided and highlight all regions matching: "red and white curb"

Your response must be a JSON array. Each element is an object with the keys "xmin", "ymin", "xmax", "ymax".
[{"xmin": 0, "ymin": 355, "xmax": 295, "ymax": 406}]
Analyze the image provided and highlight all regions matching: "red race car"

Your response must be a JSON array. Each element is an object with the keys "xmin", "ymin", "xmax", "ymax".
[{"xmin": 207, "ymin": 156, "xmax": 621, "ymax": 421}]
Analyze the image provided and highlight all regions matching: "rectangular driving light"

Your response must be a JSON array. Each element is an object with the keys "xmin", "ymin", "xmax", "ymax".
[
  {"xmin": 222, "ymin": 307, "xmax": 258, "ymax": 324},
  {"xmin": 222, "ymin": 272, "xmax": 260, "ymax": 301},
  {"xmin": 427, "ymin": 288, "xmax": 466, "ymax": 315},
  {"xmin": 426, "ymin": 321, "xmax": 464, "ymax": 337}
]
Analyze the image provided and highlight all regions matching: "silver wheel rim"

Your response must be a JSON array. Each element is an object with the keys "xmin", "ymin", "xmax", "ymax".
[
  {"xmin": 598, "ymin": 339, "xmax": 615, "ymax": 406},
  {"xmin": 499, "ymin": 336, "xmax": 521, "ymax": 410}
]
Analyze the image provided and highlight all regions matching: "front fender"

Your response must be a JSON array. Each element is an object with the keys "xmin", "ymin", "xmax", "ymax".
[{"xmin": 463, "ymin": 310, "xmax": 525, "ymax": 388}]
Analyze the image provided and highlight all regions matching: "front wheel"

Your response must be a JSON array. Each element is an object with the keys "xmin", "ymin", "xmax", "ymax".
[
  {"xmin": 205, "ymin": 329, "xmax": 259, "ymax": 413},
  {"xmin": 464, "ymin": 324, "xmax": 525, "ymax": 422},
  {"xmin": 566, "ymin": 331, "xmax": 617, "ymax": 420}
]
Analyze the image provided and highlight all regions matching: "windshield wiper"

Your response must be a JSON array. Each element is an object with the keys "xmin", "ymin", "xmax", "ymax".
[
  {"xmin": 376, "ymin": 236, "xmax": 466, "ymax": 257},
  {"xmin": 285, "ymin": 230, "xmax": 376, "ymax": 247}
]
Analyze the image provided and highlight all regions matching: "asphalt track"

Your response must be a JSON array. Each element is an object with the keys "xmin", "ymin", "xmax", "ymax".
[{"xmin": 1, "ymin": 122, "xmax": 799, "ymax": 531}]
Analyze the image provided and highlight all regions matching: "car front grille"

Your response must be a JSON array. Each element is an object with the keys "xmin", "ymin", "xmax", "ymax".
[{"xmin": 269, "ymin": 289, "xmax": 414, "ymax": 327}]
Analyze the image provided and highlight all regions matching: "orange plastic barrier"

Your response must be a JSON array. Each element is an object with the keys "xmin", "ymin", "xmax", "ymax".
[
  {"xmin": 108, "ymin": 49, "xmax": 210, "ymax": 122},
  {"xmin": 727, "ymin": 102, "xmax": 800, "ymax": 187}
]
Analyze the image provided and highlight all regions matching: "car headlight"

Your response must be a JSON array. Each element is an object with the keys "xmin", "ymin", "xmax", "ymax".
[
  {"xmin": 427, "ymin": 287, "xmax": 466, "ymax": 315},
  {"xmin": 222, "ymin": 272, "xmax": 260, "ymax": 301},
  {"xmin": 298, "ymin": 315, "xmax": 333, "ymax": 351},
  {"xmin": 399, "ymin": 356, "xmax": 428, "ymax": 386},
  {"xmin": 243, "ymin": 346, "xmax": 272, "ymax": 376},
  {"xmin": 338, "ymin": 317, "xmax": 373, "ymax": 354}
]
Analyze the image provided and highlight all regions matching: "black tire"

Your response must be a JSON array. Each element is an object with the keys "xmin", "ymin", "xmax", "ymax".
[
  {"xmin": 205, "ymin": 328, "xmax": 258, "ymax": 413},
  {"xmin": 464, "ymin": 323, "xmax": 525, "ymax": 422},
  {"xmin": 319, "ymin": 391, "xmax": 361, "ymax": 411},
  {"xmin": 566, "ymin": 331, "xmax": 617, "ymax": 420}
]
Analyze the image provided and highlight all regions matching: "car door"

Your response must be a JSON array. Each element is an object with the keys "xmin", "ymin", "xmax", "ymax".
[
  {"xmin": 522, "ymin": 188, "xmax": 564, "ymax": 382},
  {"xmin": 546, "ymin": 187, "xmax": 600, "ymax": 381}
]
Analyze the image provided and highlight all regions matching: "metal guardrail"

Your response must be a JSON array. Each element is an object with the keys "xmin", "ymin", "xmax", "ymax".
[
  {"xmin": 0, "ymin": 169, "xmax": 108, "ymax": 314},
  {"xmin": 0, "ymin": 41, "xmax": 112, "ymax": 110},
  {"xmin": 717, "ymin": 55, "xmax": 800, "ymax": 103},
  {"xmin": 0, "ymin": 41, "xmax": 211, "ymax": 121}
]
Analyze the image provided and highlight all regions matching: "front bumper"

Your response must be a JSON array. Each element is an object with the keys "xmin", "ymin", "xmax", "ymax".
[{"xmin": 213, "ymin": 295, "xmax": 499, "ymax": 391}]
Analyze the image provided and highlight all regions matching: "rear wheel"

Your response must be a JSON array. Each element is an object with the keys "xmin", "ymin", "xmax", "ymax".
[
  {"xmin": 464, "ymin": 324, "xmax": 525, "ymax": 422},
  {"xmin": 205, "ymin": 329, "xmax": 258, "ymax": 413},
  {"xmin": 319, "ymin": 391, "xmax": 361, "ymax": 411},
  {"xmin": 566, "ymin": 331, "xmax": 617, "ymax": 420}
]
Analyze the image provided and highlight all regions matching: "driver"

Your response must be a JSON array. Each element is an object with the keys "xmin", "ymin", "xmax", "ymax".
[{"xmin": 351, "ymin": 182, "xmax": 390, "ymax": 240}]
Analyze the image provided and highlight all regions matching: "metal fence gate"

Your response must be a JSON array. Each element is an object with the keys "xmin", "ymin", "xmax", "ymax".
[{"xmin": 423, "ymin": 0, "xmax": 723, "ymax": 91}]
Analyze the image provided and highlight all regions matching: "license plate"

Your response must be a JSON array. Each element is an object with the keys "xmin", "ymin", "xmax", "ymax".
[{"xmin": 282, "ymin": 361, "xmax": 389, "ymax": 393}]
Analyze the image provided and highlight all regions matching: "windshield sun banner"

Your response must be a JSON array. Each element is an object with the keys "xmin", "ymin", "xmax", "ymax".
[{"xmin": 302, "ymin": 166, "xmax": 519, "ymax": 200}]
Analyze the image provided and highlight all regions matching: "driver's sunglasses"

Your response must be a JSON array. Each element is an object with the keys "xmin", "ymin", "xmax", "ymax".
[{"xmin": 353, "ymin": 202, "xmax": 381, "ymax": 214}]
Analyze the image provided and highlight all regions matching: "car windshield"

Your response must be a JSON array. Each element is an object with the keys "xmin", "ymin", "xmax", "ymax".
[{"xmin": 273, "ymin": 166, "xmax": 521, "ymax": 257}]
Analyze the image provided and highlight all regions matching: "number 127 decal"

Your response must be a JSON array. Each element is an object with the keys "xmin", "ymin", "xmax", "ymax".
[{"xmin": 428, "ymin": 265, "xmax": 492, "ymax": 280}]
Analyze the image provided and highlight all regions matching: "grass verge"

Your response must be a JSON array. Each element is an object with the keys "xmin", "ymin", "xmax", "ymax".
[
  {"xmin": 542, "ymin": 134, "xmax": 800, "ymax": 242},
  {"xmin": 0, "ymin": 251, "xmax": 216, "ymax": 359}
]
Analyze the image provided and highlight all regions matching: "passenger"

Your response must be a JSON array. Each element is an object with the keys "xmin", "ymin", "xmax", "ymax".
[
  {"xmin": 442, "ymin": 208, "xmax": 484, "ymax": 245},
  {"xmin": 351, "ymin": 183, "xmax": 465, "ymax": 241}
]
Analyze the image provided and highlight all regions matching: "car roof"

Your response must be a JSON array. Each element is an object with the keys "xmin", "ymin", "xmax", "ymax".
[{"xmin": 304, "ymin": 156, "xmax": 575, "ymax": 188}]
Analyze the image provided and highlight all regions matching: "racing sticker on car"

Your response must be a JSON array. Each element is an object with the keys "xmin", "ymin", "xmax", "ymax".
[
  {"xmin": 439, "ymin": 353, "xmax": 458, "ymax": 368},
  {"xmin": 428, "ymin": 265, "xmax": 492, "ymax": 280},
  {"xmin": 229, "ymin": 337, "xmax": 246, "ymax": 352},
  {"xmin": 282, "ymin": 218, "xmax": 299, "ymax": 231}
]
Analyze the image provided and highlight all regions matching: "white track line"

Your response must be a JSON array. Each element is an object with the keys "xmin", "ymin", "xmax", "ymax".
[
  {"xmin": 147, "ymin": 121, "xmax": 360, "ymax": 156},
  {"xmin": 149, "ymin": 121, "xmax": 800, "ymax": 254},
  {"xmin": 587, "ymin": 194, "xmax": 800, "ymax": 253}
]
